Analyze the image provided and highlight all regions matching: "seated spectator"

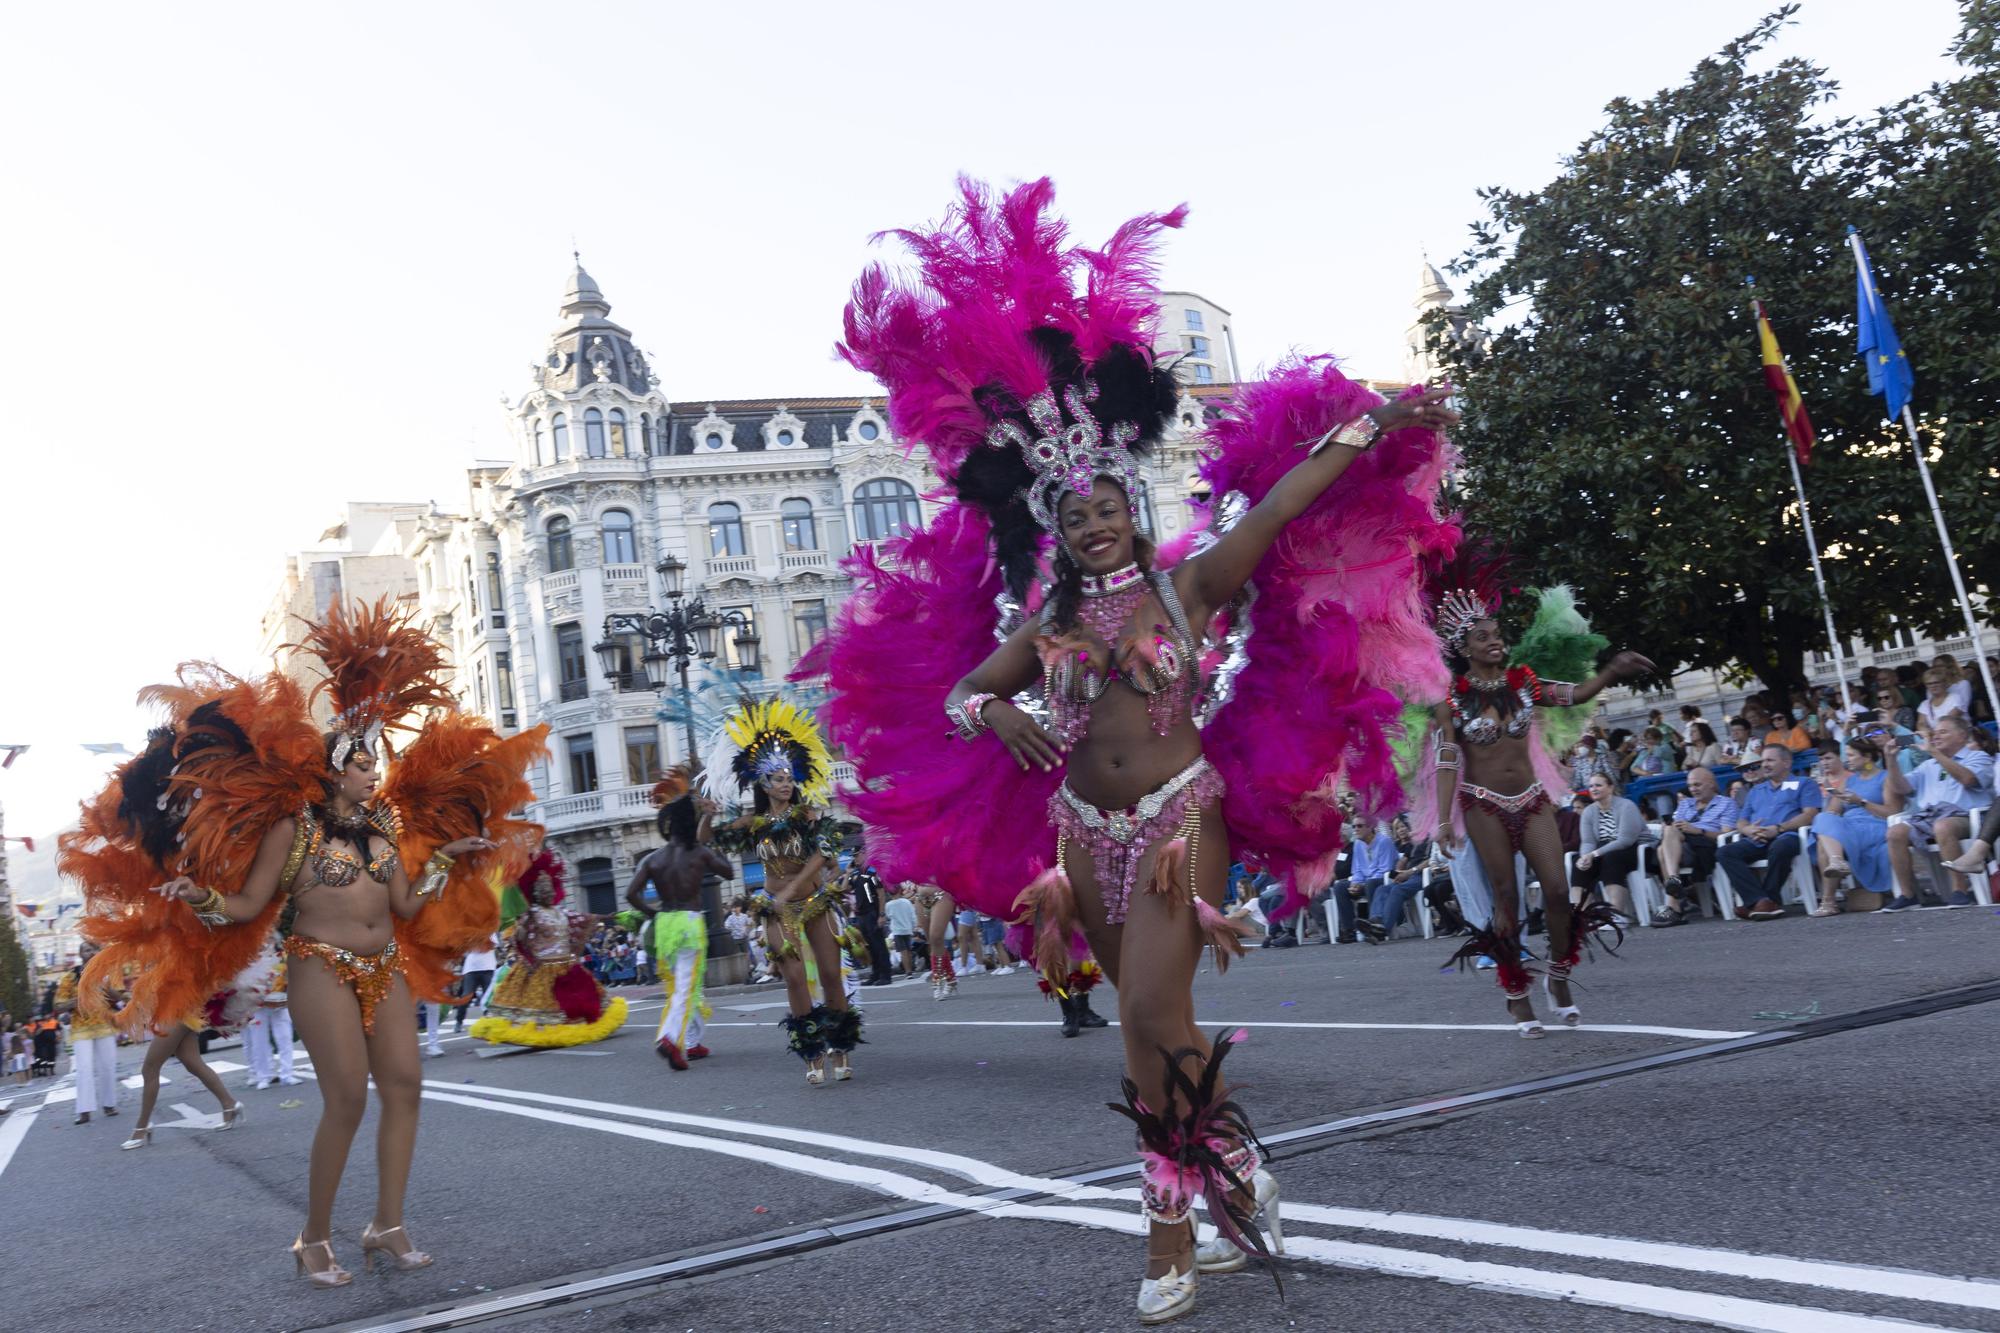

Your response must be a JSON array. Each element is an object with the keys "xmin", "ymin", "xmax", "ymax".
[
  {"xmin": 1882, "ymin": 716, "xmax": 1995, "ymax": 910},
  {"xmin": 1720, "ymin": 716, "xmax": 1755, "ymax": 762},
  {"xmin": 1325, "ymin": 818, "xmax": 1397, "ymax": 944},
  {"xmin": 1678, "ymin": 704, "xmax": 1708, "ymax": 747},
  {"xmin": 1684, "ymin": 721, "xmax": 1725, "ymax": 771},
  {"xmin": 1361, "ymin": 815, "xmax": 1432, "ymax": 942},
  {"xmin": 1656, "ymin": 766, "xmax": 1738, "ymax": 923},
  {"xmin": 1717, "ymin": 743, "xmax": 1824, "ymax": 920},
  {"xmin": 1764, "ymin": 709, "xmax": 1812, "ymax": 755},
  {"xmin": 1555, "ymin": 791, "xmax": 1587, "ymax": 854},
  {"xmin": 1895, "ymin": 663, "xmax": 1925, "ymax": 708},
  {"xmin": 1810, "ymin": 735, "xmax": 1903, "ymax": 914},
  {"xmin": 1629, "ymin": 726, "xmax": 1680, "ymax": 816},
  {"xmin": 1570, "ymin": 773, "xmax": 1648, "ymax": 920},
  {"xmin": 1915, "ymin": 665, "xmax": 1969, "ymax": 738}
]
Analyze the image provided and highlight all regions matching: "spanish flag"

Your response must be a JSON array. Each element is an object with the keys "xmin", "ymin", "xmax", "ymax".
[{"xmin": 1755, "ymin": 299, "xmax": 1815, "ymax": 465}]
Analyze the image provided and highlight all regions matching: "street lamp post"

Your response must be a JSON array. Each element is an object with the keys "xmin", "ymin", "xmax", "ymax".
[{"xmin": 592, "ymin": 554, "xmax": 761, "ymax": 971}]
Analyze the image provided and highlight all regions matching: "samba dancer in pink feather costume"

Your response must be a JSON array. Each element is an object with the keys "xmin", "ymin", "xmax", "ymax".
[{"xmin": 808, "ymin": 179, "xmax": 1457, "ymax": 1325}]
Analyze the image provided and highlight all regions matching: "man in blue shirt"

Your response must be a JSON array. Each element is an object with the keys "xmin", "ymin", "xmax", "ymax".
[
  {"xmin": 1884, "ymin": 715, "xmax": 1994, "ymax": 910},
  {"xmin": 1327, "ymin": 819, "xmax": 1399, "ymax": 942},
  {"xmin": 1655, "ymin": 766, "xmax": 1739, "ymax": 924},
  {"xmin": 1718, "ymin": 744, "xmax": 1822, "ymax": 920}
]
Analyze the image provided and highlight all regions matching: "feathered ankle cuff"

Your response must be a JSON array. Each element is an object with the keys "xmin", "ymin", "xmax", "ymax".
[
  {"xmin": 1442, "ymin": 926, "xmax": 1538, "ymax": 998},
  {"xmin": 824, "ymin": 1005, "xmax": 865, "ymax": 1053},
  {"xmin": 782, "ymin": 1004, "xmax": 830, "ymax": 1061},
  {"xmin": 1194, "ymin": 898, "xmax": 1257, "ymax": 975},
  {"xmin": 1109, "ymin": 1029, "xmax": 1281, "ymax": 1291}
]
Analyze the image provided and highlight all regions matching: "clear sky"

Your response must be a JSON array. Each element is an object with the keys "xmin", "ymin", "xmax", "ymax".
[{"xmin": 0, "ymin": 0, "xmax": 1967, "ymax": 854}]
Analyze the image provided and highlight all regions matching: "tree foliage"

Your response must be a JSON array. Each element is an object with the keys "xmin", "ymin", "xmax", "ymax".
[
  {"xmin": 1436, "ymin": 4, "xmax": 2000, "ymax": 692},
  {"xmin": 0, "ymin": 920, "xmax": 31, "ymax": 1021}
]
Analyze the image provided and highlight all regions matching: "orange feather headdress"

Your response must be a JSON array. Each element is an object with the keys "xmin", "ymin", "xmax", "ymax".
[{"xmin": 290, "ymin": 597, "xmax": 455, "ymax": 770}]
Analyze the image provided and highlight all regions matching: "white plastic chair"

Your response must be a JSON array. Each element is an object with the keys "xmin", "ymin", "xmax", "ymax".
[
  {"xmin": 1903, "ymin": 802, "xmax": 1993, "ymax": 906},
  {"xmin": 1714, "ymin": 829, "xmax": 1815, "ymax": 918},
  {"xmin": 1562, "ymin": 845, "xmax": 1662, "ymax": 929}
]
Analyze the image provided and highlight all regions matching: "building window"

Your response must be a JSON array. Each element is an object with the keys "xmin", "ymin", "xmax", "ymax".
[
  {"xmin": 565, "ymin": 732, "xmax": 599, "ymax": 794},
  {"xmin": 639, "ymin": 413, "xmax": 653, "ymax": 455},
  {"xmin": 547, "ymin": 516, "xmax": 575, "ymax": 572},
  {"xmin": 602, "ymin": 509, "xmax": 637, "ymax": 564},
  {"xmin": 708, "ymin": 501, "xmax": 746, "ymax": 557},
  {"xmin": 1194, "ymin": 363, "xmax": 1215, "ymax": 385},
  {"xmin": 606, "ymin": 632, "xmax": 648, "ymax": 691},
  {"xmin": 552, "ymin": 413, "xmax": 570, "ymax": 460},
  {"xmin": 793, "ymin": 598, "xmax": 828, "ymax": 655},
  {"xmin": 781, "ymin": 497, "xmax": 817, "ymax": 551},
  {"xmin": 853, "ymin": 477, "xmax": 921, "ymax": 542},
  {"xmin": 475, "ymin": 662, "xmax": 489, "ymax": 715},
  {"xmin": 533, "ymin": 421, "xmax": 546, "ymax": 466},
  {"xmin": 1185, "ymin": 308, "xmax": 1205, "ymax": 331},
  {"xmin": 703, "ymin": 431, "xmax": 724, "ymax": 450},
  {"xmin": 608, "ymin": 409, "xmax": 628, "ymax": 457},
  {"xmin": 584, "ymin": 408, "xmax": 607, "ymax": 458},
  {"xmin": 496, "ymin": 650, "xmax": 518, "ymax": 727},
  {"xmin": 721, "ymin": 605, "xmax": 759, "ymax": 675},
  {"xmin": 464, "ymin": 558, "xmax": 478, "ymax": 617},
  {"xmin": 556, "ymin": 622, "xmax": 588, "ymax": 702},
  {"xmin": 858, "ymin": 420, "xmax": 880, "ymax": 441},
  {"xmin": 1188, "ymin": 335, "xmax": 1211, "ymax": 358},
  {"xmin": 485, "ymin": 551, "xmax": 506, "ymax": 628},
  {"xmin": 624, "ymin": 725, "xmax": 660, "ymax": 786},
  {"xmin": 577, "ymin": 856, "xmax": 616, "ymax": 915}
]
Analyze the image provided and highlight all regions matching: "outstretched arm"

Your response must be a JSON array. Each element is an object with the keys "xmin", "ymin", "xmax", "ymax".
[
  {"xmin": 1180, "ymin": 389, "xmax": 1455, "ymax": 622},
  {"xmin": 947, "ymin": 615, "xmax": 1065, "ymax": 773},
  {"xmin": 1564, "ymin": 651, "xmax": 1658, "ymax": 706},
  {"xmin": 155, "ymin": 817, "xmax": 301, "ymax": 923}
]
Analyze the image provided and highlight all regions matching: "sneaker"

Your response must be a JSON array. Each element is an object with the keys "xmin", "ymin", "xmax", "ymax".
[
  {"xmin": 990, "ymin": 964, "xmax": 1015, "ymax": 976},
  {"xmin": 252, "ymin": 1078, "xmax": 274, "ymax": 1091},
  {"xmin": 1944, "ymin": 891, "xmax": 1976, "ymax": 908},
  {"xmin": 1748, "ymin": 899, "xmax": 1786, "ymax": 920},
  {"xmin": 279, "ymin": 1076, "xmax": 302, "ymax": 1086},
  {"xmin": 1879, "ymin": 896, "xmax": 1920, "ymax": 913}
]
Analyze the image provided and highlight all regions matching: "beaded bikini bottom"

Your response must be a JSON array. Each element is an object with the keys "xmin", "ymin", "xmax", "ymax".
[
  {"xmin": 1052, "ymin": 757, "xmax": 1226, "ymax": 924},
  {"xmin": 283, "ymin": 935, "xmax": 401, "ymax": 1035},
  {"xmin": 1456, "ymin": 780, "xmax": 1551, "ymax": 855}
]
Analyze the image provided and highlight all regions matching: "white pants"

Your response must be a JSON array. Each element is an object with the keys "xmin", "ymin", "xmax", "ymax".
[
  {"xmin": 71, "ymin": 1034, "xmax": 119, "ymax": 1113},
  {"xmin": 422, "ymin": 1002, "xmax": 446, "ymax": 1052},
  {"xmin": 655, "ymin": 948, "xmax": 706, "ymax": 1052},
  {"xmin": 244, "ymin": 1007, "xmax": 295, "ymax": 1083}
]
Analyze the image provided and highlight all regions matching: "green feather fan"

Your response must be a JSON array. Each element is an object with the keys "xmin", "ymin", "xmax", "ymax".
[{"xmin": 1511, "ymin": 585, "xmax": 1608, "ymax": 759}]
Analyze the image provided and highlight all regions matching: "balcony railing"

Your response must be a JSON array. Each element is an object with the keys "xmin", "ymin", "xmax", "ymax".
[
  {"xmin": 780, "ymin": 550, "xmax": 829, "ymax": 572},
  {"xmin": 544, "ymin": 570, "xmax": 579, "ymax": 594},
  {"xmin": 558, "ymin": 677, "xmax": 588, "ymax": 702},
  {"xmin": 529, "ymin": 783, "xmax": 684, "ymax": 835},
  {"xmin": 706, "ymin": 555, "xmax": 756, "ymax": 578},
  {"xmin": 605, "ymin": 564, "xmax": 649, "ymax": 584}
]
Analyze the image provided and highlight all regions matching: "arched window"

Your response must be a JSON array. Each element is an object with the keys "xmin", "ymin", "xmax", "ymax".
[
  {"xmin": 608, "ymin": 409, "xmax": 628, "ymax": 457},
  {"xmin": 533, "ymin": 420, "xmax": 546, "ymax": 466},
  {"xmin": 584, "ymin": 408, "xmax": 607, "ymax": 458},
  {"xmin": 708, "ymin": 502, "xmax": 746, "ymax": 558},
  {"xmin": 853, "ymin": 478, "xmax": 921, "ymax": 542},
  {"xmin": 551, "ymin": 413, "xmax": 570, "ymax": 460},
  {"xmin": 781, "ymin": 497, "xmax": 817, "ymax": 551},
  {"xmin": 547, "ymin": 516, "xmax": 575, "ymax": 572},
  {"xmin": 601, "ymin": 509, "xmax": 637, "ymax": 564}
]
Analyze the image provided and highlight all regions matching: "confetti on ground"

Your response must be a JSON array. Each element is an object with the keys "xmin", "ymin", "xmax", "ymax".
[{"xmin": 1753, "ymin": 1000, "xmax": 1822, "ymax": 1022}]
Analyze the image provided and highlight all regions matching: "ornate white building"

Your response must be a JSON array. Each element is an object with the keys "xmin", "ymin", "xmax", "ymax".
[{"xmin": 404, "ymin": 263, "xmax": 1234, "ymax": 914}]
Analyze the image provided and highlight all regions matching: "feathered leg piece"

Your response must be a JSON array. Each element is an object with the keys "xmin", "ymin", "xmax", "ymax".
[
  {"xmin": 1193, "ymin": 899, "xmax": 1257, "ymax": 975},
  {"xmin": 1441, "ymin": 927, "xmax": 1538, "ymax": 999},
  {"xmin": 824, "ymin": 1005, "xmax": 865, "ymax": 1053},
  {"xmin": 1011, "ymin": 860, "xmax": 1081, "ymax": 994},
  {"xmin": 782, "ymin": 1004, "xmax": 831, "ymax": 1062},
  {"xmin": 1108, "ymin": 1030, "xmax": 1283, "ymax": 1296}
]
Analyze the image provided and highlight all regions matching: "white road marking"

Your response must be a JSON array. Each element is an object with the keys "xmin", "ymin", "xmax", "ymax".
[
  {"xmin": 0, "ymin": 1103, "xmax": 41, "ymax": 1182},
  {"xmin": 698, "ymin": 1018, "xmax": 1757, "ymax": 1039},
  {"xmin": 409, "ymin": 1087, "xmax": 1976, "ymax": 1333},
  {"xmin": 424, "ymin": 1081, "xmax": 2000, "ymax": 1317}
]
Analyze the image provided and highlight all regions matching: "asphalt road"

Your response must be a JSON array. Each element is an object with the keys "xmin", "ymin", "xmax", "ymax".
[{"xmin": 3, "ymin": 903, "xmax": 1997, "ymax": 1333}]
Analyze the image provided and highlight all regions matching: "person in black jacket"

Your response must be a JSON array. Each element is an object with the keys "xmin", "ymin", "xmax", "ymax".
[{"xmin": 845, "ymin": 862, "xmax": 895, "ymax": 987}]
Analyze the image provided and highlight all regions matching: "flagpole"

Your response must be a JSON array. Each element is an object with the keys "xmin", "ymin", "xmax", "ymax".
[
  {"xmin": 1780, "ymin": 442, "xmax": 1856, "ymax": 720},
  {"xmin": 1893, "ymin": 402, "xmax": 2000, "ymax": 721}
]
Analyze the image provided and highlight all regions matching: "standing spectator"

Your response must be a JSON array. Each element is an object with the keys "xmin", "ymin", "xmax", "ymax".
[
  {"xmin": 243, "ymin": 954, "xmax": 300, "ymax": 1089},
  {"xmin": 1684, "ymin": 722, "xmax": 1726, "ymax": 771},
  {"xmin": 453, "ymin": 935, "xmax": 499, "ymax": 1033},
  {"xmin": 954, "ymin": 906, "xmax": 985, "ymax": 976},
  {"xmin": 885, "ymin": 888, "xmax": 919, "ymax": 977},
  {"xmin": 1568, "ymin": 738, "xmax": 1617, "ymax": 792},
  {"xmin": 1654, "ymin": 766, "xmax": 1738, "ymax": 924},
  {"xmin": 54, "ymin": 943, "xmax": 120, "ymax": 1125},
  {"xmin": 846, "ymin": 865, "xmax": 895, "ymax": 987},
  {"xmin": 1881, "ymin": 716, "xmax": 1994, "ymax": 910},
  {"xmin": 1571, "ymin": 772, "xmax": 1648, "ymax": 921},
  {"xmin": 6, "ymin": 1019, "xmax": 30, "ymax": 1087},
  {"xmin": 1677, "ymin": 704, "xmax": 1707, "ymax": 747},
  {"xmin": 1717, "ymin": 744, "xmax": 1823, "ymax": 920},
  {"xmin": 1720, "ymin": 716, "xmax": 1755, "ymax": 762},
  {"xmin": 1741, "ymin": 699, "xmax": 1774, "ymax": 738},
  {"xmin": 977, "ymin": 915, "xmax": 1018, "ymax": 975}
]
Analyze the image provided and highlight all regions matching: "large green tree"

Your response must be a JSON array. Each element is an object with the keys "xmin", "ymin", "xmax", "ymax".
[{"xmin": 1436, "ymin": 5, "xmax": 1999, "ymax": 693}]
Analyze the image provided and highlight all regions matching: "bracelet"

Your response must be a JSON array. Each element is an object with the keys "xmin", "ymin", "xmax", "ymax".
[
  {"xmin": 1305, "ymin": 413, "xmax": 1382, "ymax": 457},
  {"xmin": 414, "ymin": 851, "xmax": 455, "ymax": 901},
  {"xmin": 189, "ymin": 886, "xmax": 229, "ymax": 927},
  {"xmin": 1434, "ymin": 740, "xmax": 1462, "ymax": 773},
  {"xmin": 947, "ymin": 692, "xmax": 998, "ymax": 742}
]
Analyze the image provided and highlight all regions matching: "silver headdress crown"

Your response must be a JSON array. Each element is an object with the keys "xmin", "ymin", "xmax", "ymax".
[
  {"xmin": 327, "ymin": 715, "xmax": 385, "ymax": 774},
  {"xmin": 986, "ymin": 378, "xmax": 1143, "ymax": 534},
  {"xmin": 1435, "ymin": 589, "xmax": 1493, "ymax": 652}
]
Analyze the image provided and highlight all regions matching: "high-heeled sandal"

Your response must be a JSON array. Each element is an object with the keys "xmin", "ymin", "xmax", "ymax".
[
  {"xmin": 831, "ymin": 1053, "xmax": 853, "ymax": 1082},
  {"xmin": 359, "ymin": 1222, "xmax": 433, "ymax": 1272},
  {"xmin": 1195, "ymin": 1167, "xmax": 1286, "ymax": 1273},
  {"xmin": 805, "ymin": 1057, "xmax": 828, "ymax": 1086},
  {"xmin": 291, "ymin": 1235, "xmax": 353, "ymax": 1288},
  {"xmin": 1541, "ymin": 976, "xmax": 1581, "ymax": 1028},
  {"xmin": 220, "ymin": 1101, "xmax": 245, "ymax": 1130},
  {"xmin": 1137, "ymin": 1220, "xmax": 1198, "ymax": 1325},
  {"xmin": 120, "ymin": 1125, "xmax": 153, "ymax": 1150}
]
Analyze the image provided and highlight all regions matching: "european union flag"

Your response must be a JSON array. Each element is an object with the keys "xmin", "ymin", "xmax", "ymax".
[{"xmin": 1850, "ymin": 228, "xmax": 1914, "ymax": 419}]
